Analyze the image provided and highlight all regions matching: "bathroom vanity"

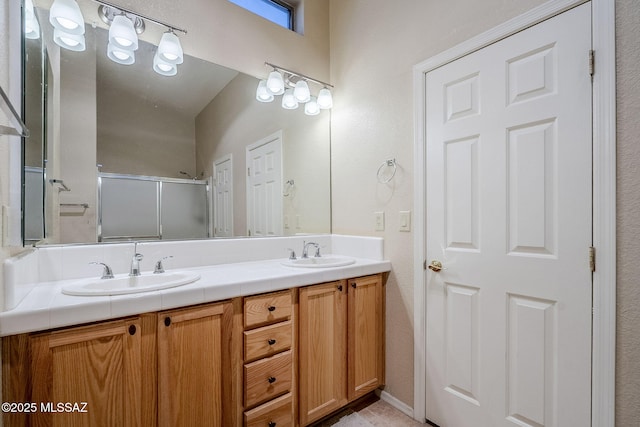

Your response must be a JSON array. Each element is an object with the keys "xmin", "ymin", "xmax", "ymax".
[{"xmin": 1, "ymin": 235, "xmax": 390, "ymax": 426}]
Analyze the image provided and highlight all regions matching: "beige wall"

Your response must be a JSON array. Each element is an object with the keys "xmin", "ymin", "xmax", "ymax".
[
  {"xmin": 330, "ymin": 0, "xmax": 640, "ymax": 421},
  {"xmin": 615, "ymin": 0, "xmax": 640, "ymax": 424},
  {"xmin": 195, "ymin": 73, "xmax": 330, "ymax": 236}
]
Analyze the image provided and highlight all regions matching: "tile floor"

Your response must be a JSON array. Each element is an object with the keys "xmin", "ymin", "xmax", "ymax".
[{"xmin": 311, "ymin": 396, "xmax": 425, "ymax": 426}]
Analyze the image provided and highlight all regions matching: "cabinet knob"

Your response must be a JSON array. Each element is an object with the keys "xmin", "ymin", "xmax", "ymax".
[
  {"xmin": 128, "ymin": 325, "xmax": 136, "ymax": 335},
  {"xmin": 268, "ymin": 422, "xmax": 276, "ymax": 427},
  {"xmin": 164, "ymin": 317, "xmax": 171, "ymax": 327},
  {"xmin": 268, "ymin": 376, "xmax": 277, "ymax": 384},
  {"xmin": 351, "ymin": 283, "xmax": 356, "ymax": 288},
  {"xmin": 268, "ymin": 306, "xmax": 276, "ymax": 312},
  {"xmin": 268, "ymin": 339, "xmax": 276, "ymax": 345},
  {"xmin": 337, "ymin": 285, "xmax": 343, "ymax": 291}
]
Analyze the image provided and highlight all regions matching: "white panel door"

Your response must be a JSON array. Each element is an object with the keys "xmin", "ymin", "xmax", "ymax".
[
  {"xmin": 246, "ymin": 132, "xmax": 283, "ymax": 237},
  {"xmin": 213, "ymin": 154, "xmax": 233, "ymax": 237},
  {"xmin": 425, "ymin": 4, "xmax": 592, "ymax": 427}
]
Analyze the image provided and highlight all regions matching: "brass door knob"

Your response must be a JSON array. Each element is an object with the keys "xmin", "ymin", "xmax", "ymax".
[{"xmin": 428, "ymin": 260, "xmax": 443, "ymax": 272}]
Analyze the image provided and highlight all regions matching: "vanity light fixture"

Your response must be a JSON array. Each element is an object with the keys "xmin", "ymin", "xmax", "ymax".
[
  {"xmin": 49, "ymin": 0, "xmax": 85, "ymax": 35},
  {"xmin": 153, "ymin": 53, "xmax": 177, "ymax": 76},
  {"xmin": 108, "ymin": 14, "xmax": 139, "ymax": 51},
  {"xmin": 260, "ymin": 62, "xmax": 333, "ymax": 115},
  {"xmin": 107, "ymin": 41, "xmax": 135, "ymax": 65},
  {"xmin": 157, "ymin": 30, "xmax": 184, "ymax": 65},
  {"xmin": 256, "ymin": 80, "xmax": 275, "ymax": 102},
  {"xmin": 54, "ymin": 28, "xmax": 86, "ymax": 51}
]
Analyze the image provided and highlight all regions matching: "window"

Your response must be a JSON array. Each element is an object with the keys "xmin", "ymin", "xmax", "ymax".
[{"xmin": 228, "ymin": 0, "xmax": 294, "ymax": 31}]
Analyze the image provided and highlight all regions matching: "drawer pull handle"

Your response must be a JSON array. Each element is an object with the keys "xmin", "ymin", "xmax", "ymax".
[
  {"xmin": 128, "ymin": 325, "xmax": 136, "ymax": 335},
  {"xmin": 268, "ymin": 376, "xmax": 277, "ymax": 384},
  {"xmin": 268, "ymin": 306, "xmax": 276, "ymax": 312},
  {"xmin": 351, "ymin": 283, "xmax": 356, "ymax": 288},
  {"xmin": 337, "ymin": 285, "xmax": 343, "ymax": 291},
  {"xmin": 164, "ymin": 317, "xmax": 171, "ymax": 327},
  {"xmin": 268, "ymin": 339, "xmax": 276, "ymax": 345},
  {"xmin": 268, "ymin": 422, "xmax": 277, "ymax": 427}
]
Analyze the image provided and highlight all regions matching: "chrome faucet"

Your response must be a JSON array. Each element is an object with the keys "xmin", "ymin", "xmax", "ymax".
[
  {"xmin": 302, "ymin": 241, "xmax": 321, "ymax": 258},
  {"xmin": 130, "ymin": 242, "xmax": 144, "ymax": 276}
]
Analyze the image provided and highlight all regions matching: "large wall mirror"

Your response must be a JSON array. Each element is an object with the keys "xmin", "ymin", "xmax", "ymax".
[{"xmin": 23, "ymin": 0, "xmax": 331, "ymax": 245}]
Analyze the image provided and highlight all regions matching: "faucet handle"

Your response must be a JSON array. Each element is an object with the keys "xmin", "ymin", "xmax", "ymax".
[
  {"xmin": 90, "ymin": 262, "xmax": 114, "ymax": 279},
  {"xmin": 314, "ymin": 245, "xmax": 322, "ymax": 258},
  {"xmin": 154, "ymin": 256, "xmax": 173, "ymax": 274},
  {"xmin": 286, "ymin": 248, "xmax": 297, "ymax": 260}
]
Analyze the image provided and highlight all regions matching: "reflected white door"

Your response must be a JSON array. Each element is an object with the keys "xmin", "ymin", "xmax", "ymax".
[
  {"xmin": 246, "ymin": 131, "xmax": 283, "ymax": 237},
  {"xmin": 213, "ymin": 154, "xmax": 233, "ymax": 237},
  {"xmin": 425, "ymin": 4, "xmax": 592, "ymax": 426}
]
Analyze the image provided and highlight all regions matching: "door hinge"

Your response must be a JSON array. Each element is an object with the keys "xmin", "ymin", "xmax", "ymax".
[
  {"xmin": 423, "ymin": 260, "xmax": 427, "ymax": 270},
  {"xmin": 589, "ymin": 246, "xmax": 596, "ymax": 272},
  {"xmin": 247, "ymin": 167, "xmax": 250, "ymax": 177},
  {"xmin": 589, "ymin": 50, "xmax": 595, "ymax": 77}
]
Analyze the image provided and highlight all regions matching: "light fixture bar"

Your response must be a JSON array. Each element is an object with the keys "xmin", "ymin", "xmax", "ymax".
[
  {"xmin": 91, "ymin": 0, "xmax": 188, "ymax": 34},
  {"xmin": 265, "ymin": 62, "xmax": 333, "ymax": 88}
]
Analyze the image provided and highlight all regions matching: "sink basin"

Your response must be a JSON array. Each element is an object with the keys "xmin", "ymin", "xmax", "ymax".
[
  {"xmin": 62, "ymin": 271, "xmax": 201, "ymax": 296},
  {"xmin": 282, "ymin": 255, "xmax": 355, "ymax": 269}
]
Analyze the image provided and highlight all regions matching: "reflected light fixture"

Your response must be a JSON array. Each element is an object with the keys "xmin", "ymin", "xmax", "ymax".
[
  {"xmin": 153, "ymin": 53, "xmax": 177, "ymax": 76},
  {"xmin": 282, "ymin": 89, "xmax": 299, "ymax": 110},
  {"xmin": 304, "ymin": 96, "xmax": 320, "ymax": 116},
  {"xmin": 54, "ymin": 28, "xmax": 86, "ymax": 51},
  {"xmin": 258, "ymin": 62, "xmax": 334, "ymax": 115},
  {"xmin": 24, "ymin": 0, "xmax": 41, "ymax": 40},
  {"xmin": 317, "ymin": 87, "xmax": 333, "ymax": 109},
  {"xmin": 107, "ymin": 42, "xmax": 135, "ymax": 65},
  {"xmin": 256, "ymin": 80, "xmax": 275, "ymax": 102},
  {"xmin": 49, "ymin": 0, "xmax": 85, "ymax": 35}
]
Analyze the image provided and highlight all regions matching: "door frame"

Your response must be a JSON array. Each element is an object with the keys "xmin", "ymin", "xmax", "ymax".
[{"xmin": 412, "ymin": 0, "xmax": 616, "ymax": 425}]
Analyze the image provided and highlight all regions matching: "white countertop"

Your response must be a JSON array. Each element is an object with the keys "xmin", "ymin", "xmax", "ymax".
[{"xmin": 0, "ymin": 256, "xmax": 391, "ymax": 336}]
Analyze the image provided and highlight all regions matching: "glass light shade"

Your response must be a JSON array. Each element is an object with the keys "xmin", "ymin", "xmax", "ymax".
[
  {"xmin": 293, "ymin": 80, "xmax": 311, "ymax": 103},
  {"xmin": 317, "ymin": 88, "xmax": 333, "ymax": 109},
  {"xmin": 157, "ymin": 31, "xmax": 184, "ymax": 65},
  {"xmin": 153, "ymin": 53, "xmax": 177, "ymax": 76},
  {"xmin": 109, "ymin": 15, "xmax": 138, "ymax": 51},
  {"xmin": 256, "ymin": 80, "xmax": 274, "ymax": 102},
  {"xmin": 266, "ymin": 71, "xmax": 285, "ymax": 95},
  {"xmin": 53, "ymin": 28, "xmax": 86, "ymax": 51},
  {"xmin": 25, "ymin": 19, "xmax": 41, "ymax": 39},
  {"xmin": 107, "ymin": 42, "xmax": 135, "ymax": 65},
  {"xmin": 49, "ymin": 0, "xmax": 85, "ymax": 35},
  {"xmin": 281, "ymin": 88, "xmax": 299, "ymax": 110},
  {"xmin": 304, "ymin": 96, "xmax": 320, "ymax": 116}
]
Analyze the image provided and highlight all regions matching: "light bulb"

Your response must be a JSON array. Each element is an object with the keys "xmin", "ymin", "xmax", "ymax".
[
  {"xmin": 305, "ymin": 96, "xmax": 320, "ymax": 116},
  {"xmin": 256, "ymin": 80, "xmax": 274, "ymax": 102},
  {"xmin": 281, "ymin": 89, "xmax": 299, "ymax": 110},
  {"xmin": 317, "ymin": 88, "xmax": 333, "ymax": 109},
  {"xmin": 109, "ymin": 15, "xmax": 138, "ymax": 51},
  {"xmin": 53, "ymin": 28, "xmax": 86, "ymax": 51},
  {"xmin": 266, "ymin": 70, "xmax": 285, "ymax": 95},
  {"xmin": 107, "ymin": 42, "xmax": 135, "ymax": 65},
  {"xmin": 153, "ymin": 53, "xmax": 177, "ymax": 76},
  {"xmin": 157, "ymin": 31, "xmax": 183, "ymax": 65},
  {"xmin": 293, "ymin": 80, "xmax": 311, "ymax": 103},
  {"xmin": 49, "ymin": 0, "xmax": 85, "ymax": 35}
]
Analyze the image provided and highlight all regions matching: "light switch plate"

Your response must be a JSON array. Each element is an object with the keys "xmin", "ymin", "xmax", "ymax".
[
  {"xmin": 399, "ymin": 210, "xmax": 411, "ymax": 232},
  {"xmin": 374, "ymin": 212, "xmax": 385, "ymax": 231}
]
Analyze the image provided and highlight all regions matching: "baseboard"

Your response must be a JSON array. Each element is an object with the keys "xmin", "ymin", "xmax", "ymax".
[{"xmin": 377, "ymin": 390, "xmax": 415, "ymax": 419}]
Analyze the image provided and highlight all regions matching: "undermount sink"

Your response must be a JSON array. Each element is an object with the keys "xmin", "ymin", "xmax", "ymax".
[
  {"xmin": 282, "ymin": 255, "xmax": 355, "ymax": 269},
  {"xmin": 62, "ymin": 271, "xmax": 201, "ymax": 296}
]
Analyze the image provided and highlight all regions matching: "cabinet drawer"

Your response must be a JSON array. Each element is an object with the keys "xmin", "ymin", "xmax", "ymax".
[
  {"xmin": 244, "ymin": 320, "xmax": 292, "ymax": 362},
  {"xmin": 244, "ymin": 291, "xmax": 292, "ymax": 328},
  {"xmin": 244, "ymin": 393, "xmax": 292, "ymax": 427},
  {"xmin": 244, "ymin": 350, "xmax": 292, "ymax": 408}
]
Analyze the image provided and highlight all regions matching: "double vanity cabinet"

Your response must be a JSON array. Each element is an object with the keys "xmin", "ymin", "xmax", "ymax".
[{"xmin": 2, "ymin": 273, "xmax": 385, "ymax": 427}]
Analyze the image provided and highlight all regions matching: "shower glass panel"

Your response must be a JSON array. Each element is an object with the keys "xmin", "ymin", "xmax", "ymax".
[{"xmin": 161, "ymin": 181, "xmax": 209, "ymax": 240}]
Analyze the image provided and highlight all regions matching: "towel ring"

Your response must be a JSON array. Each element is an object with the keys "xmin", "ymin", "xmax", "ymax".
[{"xmin": 377, "ymin": 159, "xmax": 396, "ymax": 183}]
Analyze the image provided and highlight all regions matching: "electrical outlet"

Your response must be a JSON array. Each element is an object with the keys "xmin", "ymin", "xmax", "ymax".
[
  {"xmin": 374, "ymin": 212, "xmax": 385, "ymax": 231},
  {"xmin": 399, "ymin": 210, "xmax": 411, "ymax": 232}
]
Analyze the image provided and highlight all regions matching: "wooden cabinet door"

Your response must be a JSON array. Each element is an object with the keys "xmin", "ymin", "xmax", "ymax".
[
  {"xmin": 348, "ymin": 274, "xmax": 384, "ymax": 401},
  {"xmin": 30, "ymin": 317, "xmax": 145, "ymax": 427},
  {"xmin": 298, "ymin": 281, "xmax": 347, "ymax": 426},
  {"xmin": 157, "ymin": 301, "xmax": 234, "ymax": 427}
]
